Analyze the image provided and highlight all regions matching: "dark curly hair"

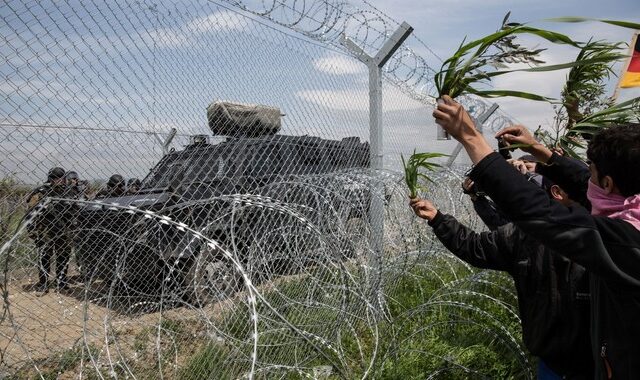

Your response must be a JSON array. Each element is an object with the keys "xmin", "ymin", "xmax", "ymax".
[{"xmin": 586, "ymin": 123, "xmax": 640, "ymax": 197}]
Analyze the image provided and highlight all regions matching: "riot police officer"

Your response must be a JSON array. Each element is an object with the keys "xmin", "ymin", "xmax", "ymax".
[
  {"xmin": 127, "ymin": 178, "xmax": 141, "ymax": 195},
  {"xmin": 63, "ymin": 170, "xmax": 86, "ymax": 280},
  {"xmin": 95, "ymin": 174, "xmax": 126, "ymax": 199},
  {"xmin": 64, "ymin": 170, "xmax": 87, "ymax": 200},
  {"xmin": 26, "ymin": 167, "xmax": 73, "ymax": 294}
]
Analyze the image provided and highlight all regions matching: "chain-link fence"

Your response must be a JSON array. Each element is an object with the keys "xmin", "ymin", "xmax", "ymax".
[{"xmin": 1, "ymin": 0, "xmax": 531, "ymax": 378}]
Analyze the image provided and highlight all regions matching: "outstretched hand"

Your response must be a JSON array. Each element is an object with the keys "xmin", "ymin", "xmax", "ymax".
[
  {"xmin": 409, "ymin": 197, "xmax": 438, "ymax": 221},
  {"xmin": 496, "ymin": 125, "xmax": 553, "ymax": 162},
  {"xmin": 432, "ymin": 95, "xmax": 478, "ymax": 141},
  {"xmin": 507, "ymin": 159, "xmax": 529, "ymax": 174},
  {"xmin": 432, "ymin": 95, "xmax": 493, "ymax": 164}
]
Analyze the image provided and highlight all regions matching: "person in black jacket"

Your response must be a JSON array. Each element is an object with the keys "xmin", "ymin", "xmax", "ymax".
[
  {"xmin": 411, "ymin": 177, "xmax": 593, "ymax": 379},
  {"xmin": 26, "ymin": 167, "xmax": 73, "ymax": 294},
  {"xmin": 433, "ymin": 95, "xmax": 640, "ymax": 379},
  {"xmin": 462, "ymin": 177, "xmax": 510, "ymax": 230},
  {"xmin": 94, "ymin": 174, "xmax": 126, "ymax": 199},
  {"xmin": 462, "ymin": 160, "xmax": 566, "ymax": 231}
]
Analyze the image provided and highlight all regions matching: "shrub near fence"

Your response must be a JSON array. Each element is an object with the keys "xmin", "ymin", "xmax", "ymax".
[{"xmin": 0, "ymin": 176, "xmax": 29, "ymax": 236}]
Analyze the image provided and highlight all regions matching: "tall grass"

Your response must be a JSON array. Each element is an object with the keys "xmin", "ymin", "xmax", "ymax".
[
  {"xmin": 0, "ymin": 175, "xmax": 30, "ymax": 240},
  {"xmin": 179, "ymin": 258, "xmax": 527, "ymax": 379}
]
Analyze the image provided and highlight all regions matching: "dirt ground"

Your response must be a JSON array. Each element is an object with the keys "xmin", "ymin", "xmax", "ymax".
[
  {"xmin": 1, "ymin": 278, "xmax": 108, "ymax": 370},
  {"xmin": 0, "ymin": 267, "xmax": 237, "ymax": 378}
]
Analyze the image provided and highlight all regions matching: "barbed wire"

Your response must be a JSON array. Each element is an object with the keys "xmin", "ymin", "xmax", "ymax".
[
  {"xmin": 0, "ymin": 168, "xmax": 531, "ymax": 378},
  {"xmin": 218, "ymin": 0, "xmax": 516, "ymax": 130}
]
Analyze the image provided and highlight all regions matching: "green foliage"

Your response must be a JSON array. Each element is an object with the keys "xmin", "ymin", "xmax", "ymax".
[
  {"xmin": 373, "ymin": 265, "xmax": 526, "ymax": 379},
  {"xmin": 9, "ymin": 344, "xmax": 100, "ymax": 380},
  {"xmin": 402, "ymin": 151, "xmax": 447, "ymax": 198},
  {"xmin": 433, "ymin": 13, "xmax": 640, "ymax": 106},
  {"xmin": 160, "ymin": 317, "xmax": 186, "ymax": 335},
  {"xmin": 0, "ymin": 175, "xmax": 30, "ymax": 198},
  {"xmin": 546, "ymin": 17, "xmax": 640, "ymax": 30},
  {"xmin": 380, "ymin": 339, "xmax": 514, "ymax": 380},
  {"xmin": 179, "ymin": 342, "xmax": 234, "ymax": 380},
  {"xmin": 534, "ymin": 39, "xmax": 639, "ymax": 158},
  {"xmin": 132, "ymin": 318, "xmax": 186, "ymax": 357},
  {"xmin": 434, "ymin": 13, "xmax": 584, "ymax": 101},
  {"xmin": 0, "ymin": 175, "xmax": 30, "ymax": 260},
  {"xmin": 572, "ymin": 97, "xmax": 640, "ymax": 134},
  {"xmin": 561, "ymin": 40, "xmax": 626, "ymax": 125},
  {"xmin": 180, "ymin": 262, "xmax": 528, "ymax": 379}
]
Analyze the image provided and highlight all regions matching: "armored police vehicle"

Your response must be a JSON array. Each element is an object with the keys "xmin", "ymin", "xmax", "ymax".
[{"xmin": 76, "ymin": 102, "xmax": 370, "ymax": 303}]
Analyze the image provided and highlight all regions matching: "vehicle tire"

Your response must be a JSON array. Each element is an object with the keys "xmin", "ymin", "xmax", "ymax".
[{"xmin": 185, "ymin": 243, "xmax": 242, "ymax": 306}]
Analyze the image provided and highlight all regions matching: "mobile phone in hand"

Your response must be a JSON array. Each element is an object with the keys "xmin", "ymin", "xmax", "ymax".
[{"xmin": 497, "ymin": 137, "xmax": 512, "ymax": 160}]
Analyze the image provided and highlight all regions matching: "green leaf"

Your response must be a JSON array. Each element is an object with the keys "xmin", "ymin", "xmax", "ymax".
[
  {"xmin": 468, "ymin": 89, "xmax": 554, "ymax": 101},
  {"xmin": 435, "ymin": 15, "xmax": 583, "ymax": 101},
  {"xmin": 578, "ymin": 97, "xmax": 639, "ymax": 122},
  {"xmin": 497, "ymin": 142, "xmax": 537, "ymax": 150},
  {"xmin": 556, "ymin": 96, "xmax": 640, "ymax": 155},
  {"xmin": 512, "ymin": 26, "xmax": 579, "ymax": 46},
  {"xmin": 547, "ymin": 17, "xmax": 640, "ymax": 30},
  {"xmin": 411, "ymin": 152, "xmax": 449, "ymax": 160},
  {"xmin": 402, "ymin": 151, "xmax": 448, "ymax": 198},
  {"xmin": 502, "ymin": 12, "xmax": 512, "ymax": 28},
  {"xmin": 523, "ymin": 55, "xmax": 627, "ymax": 72},
  {"xmin": 457, "ymin": 54, "xmax": 628, "ymax": 100}
]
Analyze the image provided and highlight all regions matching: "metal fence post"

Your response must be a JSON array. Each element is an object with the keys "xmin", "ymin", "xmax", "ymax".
[
  {"xmin": 342, "ymin": 22, "xmax": 413, "ymax": 309},
  {"xmin": 163, "ymin": 128, "xmax": 177, "ymax": 156},
  {"xmin": 445, "ymin": 103, "xmax": 500, "ymax": 167},
  {"xmin": 152, "ymin": 128, "xmax": 178, "ymax": 156}
]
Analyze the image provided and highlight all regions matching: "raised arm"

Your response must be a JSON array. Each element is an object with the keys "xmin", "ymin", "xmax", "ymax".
[
  {"xmin": 494, "ymin": 125, "xmax": 591, "ymax": 209},
  {"xmin": 410, "ymin": 198, "xmax": 516, "ymax": 271},
  {"xmin": 463, "ymin": 178, "xmax": 510, "ymax": 230}
]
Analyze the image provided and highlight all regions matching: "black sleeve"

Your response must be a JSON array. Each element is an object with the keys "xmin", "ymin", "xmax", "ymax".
[
  {"xmin": 535, "ymin": 152, "xmax": 591, "ymax": 209},
  {"xmin": 470, "ymin": 152, "xmax": 640, "ymax": 286},
  {"xmin": 429, "ymin": 211, "xmax": 517, "ymax": 272},
  {"xmin": 471, "ymin": 196, "xmax": 510, "ymax": 230}
]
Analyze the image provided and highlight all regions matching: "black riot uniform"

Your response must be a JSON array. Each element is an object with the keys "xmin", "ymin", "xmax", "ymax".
[
  {"xmin": 26, "ymin": 167, "xmax": 73, "ymax": 293},
  {"xmin": 127, "ymin": 178, "xmax": 141, "ymax": 195},
  {"xmin": 63, "ymin": 170, "xmax": 86, "ymax": 278},
  {"xmin": 64, "ymin": 171, "xmax": 87, "ymax": 200},
  {"xmin": 94, "ymin": 174, "xmax": 126, "ymax": 199}
]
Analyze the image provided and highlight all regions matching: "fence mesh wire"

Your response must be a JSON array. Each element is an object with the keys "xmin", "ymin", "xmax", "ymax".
[{"xmin": 1, "ymin": 0, "xmax": 531, "ymax": 378}]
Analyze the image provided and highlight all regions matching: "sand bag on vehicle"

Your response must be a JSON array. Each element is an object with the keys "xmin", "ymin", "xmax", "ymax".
[{"xmin": 207, "ymin": 101, "xmax": 281, "ymax": 137}]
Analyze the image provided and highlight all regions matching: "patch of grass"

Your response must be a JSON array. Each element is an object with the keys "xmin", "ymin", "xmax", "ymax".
[
  {"xmin": 178, "ymin": 342, "xmax": 235, "ymax": 380},
  {"xmin": 184, "ymin": 258, "xmax": 529, "ymax": 379},
  {"xmin": 133, "ymin": 328, "xmax": 149, "ymax": 354},
  {"xmin": 127, "ymin": 317, "xmax": 189, "ymax": 375},
  {"xmin": 9, "ymin": 344, "xmax": 100, "ymax": 380},
  {"xmin": 160, "ymin": 317, "xmax": 185, "ymax": 336}
]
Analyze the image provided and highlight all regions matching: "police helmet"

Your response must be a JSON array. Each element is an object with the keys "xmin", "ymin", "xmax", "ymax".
[
  {"xmin": 128, "ymin": 178, "xmax": 141, "ymax": 187},
  {"xmin": 65, "ymin": 171, "xmax": 79, "ymax": 181},
  {"xmin": 107, "ymin": 174, "xmax": 125, "ymax": 187},
  {"xmin": 47, "ymin": 167, "xmax": 66, "ymax": 181}
]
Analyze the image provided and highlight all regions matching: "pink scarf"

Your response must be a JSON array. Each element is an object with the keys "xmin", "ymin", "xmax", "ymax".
[{"xmin": 587, "ymin": 180, "xmax": 640, "ymax": 231}]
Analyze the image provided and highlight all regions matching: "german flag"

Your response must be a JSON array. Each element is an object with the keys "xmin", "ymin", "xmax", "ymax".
[{"xmin": 620, "ymin": 33, "xmax": 640, "ymax": 88}]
